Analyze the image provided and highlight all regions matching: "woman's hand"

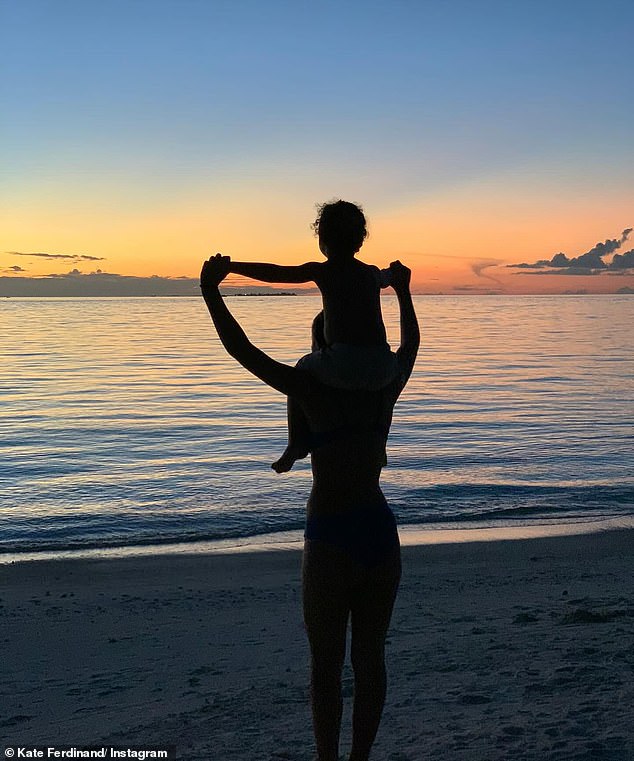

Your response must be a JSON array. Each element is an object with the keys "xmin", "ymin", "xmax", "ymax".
[
  {"xmin": 389, "ymin": 260, "xmax": 411, "ymax": 294},
  {"xmin": 200, "ymin": 253, "xmax": 231, "ymax": 291}
]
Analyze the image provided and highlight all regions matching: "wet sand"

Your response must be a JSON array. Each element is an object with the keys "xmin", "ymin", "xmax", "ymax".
[{"xmin": 1, "ymin": 528, "xmax": 632, "ymax": 760}]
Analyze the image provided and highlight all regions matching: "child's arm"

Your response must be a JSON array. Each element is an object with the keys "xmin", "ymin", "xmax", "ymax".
[{"xmin": 228, "ymin": 260, "xmax": 321, "ymax": 284}]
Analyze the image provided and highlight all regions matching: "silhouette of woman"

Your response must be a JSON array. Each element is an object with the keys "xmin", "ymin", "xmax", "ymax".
[{"xmin": 201, "ymin": 254, "xmax": 419, "ymax": 761}]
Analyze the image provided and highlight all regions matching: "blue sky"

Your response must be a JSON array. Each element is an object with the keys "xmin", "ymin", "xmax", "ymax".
[{"xmin": 1, "ymin": 0, "xmax": 633, "ymax": 293}]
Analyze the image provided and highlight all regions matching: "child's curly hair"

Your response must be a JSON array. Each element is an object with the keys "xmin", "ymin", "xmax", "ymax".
[{"xmin": 311, "ymin": 200, "xmax": 368, "ymax": 256}]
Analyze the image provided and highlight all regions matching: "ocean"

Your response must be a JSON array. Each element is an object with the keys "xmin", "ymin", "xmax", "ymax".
[{"xmin": 2, "ymin": 294, "xmax": 633, "ymax": 559}]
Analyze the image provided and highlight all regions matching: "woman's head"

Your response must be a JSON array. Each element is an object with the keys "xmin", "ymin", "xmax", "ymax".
[{"xmin": 312, "ymin": 200, "xmax": 368, "ymax": 259}]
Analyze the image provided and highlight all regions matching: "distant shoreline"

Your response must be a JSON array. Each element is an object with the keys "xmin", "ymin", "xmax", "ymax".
[{"xmin": 224, "ymin": 292, "xmax": 296, "ymax": 297}]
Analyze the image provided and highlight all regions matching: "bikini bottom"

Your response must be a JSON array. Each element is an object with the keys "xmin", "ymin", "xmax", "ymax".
[{"xmin": 304, "ymin": 501, "xmax": 399, "ymax": 569}]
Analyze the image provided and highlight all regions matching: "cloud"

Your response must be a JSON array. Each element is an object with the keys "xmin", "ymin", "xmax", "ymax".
[
  {"xmin": 507, "ymin": 228, "xmax": 633, "ymax": 275},
  {"xmin": 2, "ymin": 265, "xmax": 26, "ymax": 273},
  {"xmin": 609, "ymin": 249, "xmax": 634, "ymax": 270},
  {"xmin": 515, "ymin": 267, "xmax": 606, "ymax": 276},
  {"xmin": 8, "ymin": 251, "xmax": 106, "ymax": 262},
  {"xmin": 470, "ymin": 258, "xmax": 504, "ymax": 287}
]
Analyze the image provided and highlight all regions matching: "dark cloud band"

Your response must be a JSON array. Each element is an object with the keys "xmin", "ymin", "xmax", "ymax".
[
  {"xmin": 507, "ymin": 229, "xmax": 633, "ymax": 275},
  {"xmin": 8, "ymin": 251, "xmax": 106, "ymax": 261}
]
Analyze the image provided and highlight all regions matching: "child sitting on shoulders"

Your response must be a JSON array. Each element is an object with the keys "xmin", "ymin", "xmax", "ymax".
[{"xmin": 227, "ymin": 199, "xmax": 398, "ymax": 471}]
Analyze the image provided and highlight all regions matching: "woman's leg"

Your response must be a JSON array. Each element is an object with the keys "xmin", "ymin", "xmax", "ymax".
[
  {"xmin": 303, "ymin": 540, "xmax": 353, "ymax": 761},
  {"xmin": 349, "ymin": 549, "xmax": 401, "ymax": 761}
]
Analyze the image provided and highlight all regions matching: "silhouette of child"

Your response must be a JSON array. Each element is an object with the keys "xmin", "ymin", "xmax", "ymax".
[{"xmin": 227, "ymin": 200, "xmax": 397, "ymax": 471}]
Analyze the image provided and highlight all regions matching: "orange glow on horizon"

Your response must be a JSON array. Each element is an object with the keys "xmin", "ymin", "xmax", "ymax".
[{"xmin": 2, "ymin": 183, "xmax": 633, "ymax": 295}]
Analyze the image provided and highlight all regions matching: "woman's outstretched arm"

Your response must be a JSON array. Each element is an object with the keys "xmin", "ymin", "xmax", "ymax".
[
  {"xmin": 200, "ymin": 255, "xmax": 309, "ymax": 399},
  {"xmin": 390, "ymin": 260, "xmax": 420, "ymax": 386}
]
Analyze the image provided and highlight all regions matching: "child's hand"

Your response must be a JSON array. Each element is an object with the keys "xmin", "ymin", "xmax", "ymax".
[
  {"xmin": 200, "ymin": 253, "xmax": 231, "ymax": 290},
  {"xmin": 389, "ymin": 260, "xmax": 411, "ymax": 292}
]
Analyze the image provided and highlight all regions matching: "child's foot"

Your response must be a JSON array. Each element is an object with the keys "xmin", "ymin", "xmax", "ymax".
[{"xmin": 271, "ymin": 445, "xmax": 308, "ymax": 473}]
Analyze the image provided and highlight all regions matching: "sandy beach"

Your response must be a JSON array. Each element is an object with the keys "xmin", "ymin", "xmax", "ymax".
[{"xmin": 1, "ymin": 529, "xmax": 632, "ymax": 760}]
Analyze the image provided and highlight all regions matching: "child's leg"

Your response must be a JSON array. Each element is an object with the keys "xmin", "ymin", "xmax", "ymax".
[{"xmin": 271, "ymin": 396, "xmax": 311, "ymax": 473}]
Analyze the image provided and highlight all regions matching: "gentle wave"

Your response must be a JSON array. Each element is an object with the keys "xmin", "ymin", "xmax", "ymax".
[{"xmin": 1, "ymin": 483, "xmax": 632, "ymax": 555}]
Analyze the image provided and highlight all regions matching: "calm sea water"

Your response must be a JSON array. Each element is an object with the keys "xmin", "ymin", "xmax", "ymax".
[{"xmin": 2, "ymin": 294, "xmax": 633, "ymax": 556}]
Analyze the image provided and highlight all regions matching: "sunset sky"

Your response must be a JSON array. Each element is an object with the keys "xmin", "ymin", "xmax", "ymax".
[{"xmin": 2, "ymin": 0, "xmax": 633, "ymax": 295}]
